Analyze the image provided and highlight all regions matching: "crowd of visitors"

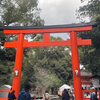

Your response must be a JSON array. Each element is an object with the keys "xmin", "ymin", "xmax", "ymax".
[
  {"xmin": 57, "ymin": 89, "xmax": 74, "ymax": 100},
  {"xmin": 8, "ymin": 88, "xmax": 31, "ymax": 100},
  {"xmin": 8, "ymin": 87, "xmax": 99, "ymax": 100}
]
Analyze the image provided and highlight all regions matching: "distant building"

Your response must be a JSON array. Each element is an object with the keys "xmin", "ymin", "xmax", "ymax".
[
  {"xmin": 0, "ymin": 85, "xmax": 12, "ymax": 98},
  {"xmin": 81, "ymin": 70, "xmax": 92, "ymax": 89}
]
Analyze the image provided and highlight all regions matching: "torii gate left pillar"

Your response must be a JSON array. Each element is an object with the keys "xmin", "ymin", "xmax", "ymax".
[
  {"xmin": 12, "ymin": 33, "xmax": 24, "ymax": 97},
  {"xmin": 2, "ymin": 22, "xmax": 97, "ymax": 100}
]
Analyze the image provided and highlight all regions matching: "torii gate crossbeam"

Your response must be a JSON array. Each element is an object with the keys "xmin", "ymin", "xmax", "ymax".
[{"xmin": 0, "ymin": 21, "xmax": 98, "ymax": 100}]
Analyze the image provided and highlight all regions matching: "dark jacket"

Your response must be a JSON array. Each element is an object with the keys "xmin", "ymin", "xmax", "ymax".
[
  {"xmin": 18, "ymin": 90, "xmax": 28, "ymax": 100},
  {"xmin": 8, "ymin": 92, "xmax": 11, "ymax": 100},
  {"xmin": 90, "ymin": 94, "xmax": 98, "ymax": 100},
  {"xmin": 62, "ymin": 89, "xmax": 70, "ymax": 100},
  {"xmin": 27, "ymin": 92, "xmax": 31, "ymax": 100},
  {"xmin": 9, "ymin": 91, "xmax": 16, "ymax": 100}
]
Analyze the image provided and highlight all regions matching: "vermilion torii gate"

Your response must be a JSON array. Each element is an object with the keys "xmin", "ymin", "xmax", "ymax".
[{"xmin": 0, "ymin": 21, "xmax": 98, "ymax": 100}]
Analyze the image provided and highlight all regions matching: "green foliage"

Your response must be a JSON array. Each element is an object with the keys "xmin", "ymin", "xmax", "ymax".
[
  {"xmin": 0, "ymin": 0, "xmax": 44, "ymax": 26},
  {"xmin": 0, "ymin": 60, "xmax": 14, "ymax": 86},
  {"xmin": 20, "ymin": 54, "xmax": 34, "ymax": 90},
  {"xmin": 30, "ymin": 65, "xmax": 61, "ymax": 90},
  {"xmin": 78, "ymin": 30, "xmax": 100, "ymax": 75},
  {"xmin": 77, "ymin": 0, "xmax": 100, "ymax": 75},
  {"xmin": 77, "ymin": 0, "xmax": 100, "ymax": 21},
  {"xmin": 0, "ymin": 0, "xmax": 44, "ymax": 86},
  {"xmin": 23, "ymin": 36, "xmax": 73, "ymax": 90}
]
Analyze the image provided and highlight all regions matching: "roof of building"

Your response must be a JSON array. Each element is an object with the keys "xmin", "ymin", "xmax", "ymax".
[
  {"xmin": 4, "ymin": 85, "xmax": 12, "ymax": 89},
  {"xmin": 81, "ymin": 70, "xmax": 92, "ymax": 76},
  {"xmin": 0, "ymin": 84, "xmax": 12, "ymax": 90}
]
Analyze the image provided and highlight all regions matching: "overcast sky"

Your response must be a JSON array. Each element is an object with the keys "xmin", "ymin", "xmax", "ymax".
[
  {"xmin": 38, "ymin": 0, "xmax": 81, "ymax": 25},
  {"xmin": 38, "ymin": 0, "xmax": 88, "ymax": 40}
]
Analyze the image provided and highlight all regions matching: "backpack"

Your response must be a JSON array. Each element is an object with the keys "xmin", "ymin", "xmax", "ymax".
[
  {"xmin": 44, "ymin": 93, "xmax": 49, "ymax": 100},
  {"xmin": 45, "ymin": 97, "xmax": 48, "ymax": 100},
  {"xmin": 21, "ymin": 94, "xmax": 25, "ymax": 100}
]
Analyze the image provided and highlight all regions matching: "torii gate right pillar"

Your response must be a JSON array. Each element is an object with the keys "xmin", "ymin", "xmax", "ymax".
[{"xmin": 70, "ymin": 31, "xmax": 83, "ymax": 100}]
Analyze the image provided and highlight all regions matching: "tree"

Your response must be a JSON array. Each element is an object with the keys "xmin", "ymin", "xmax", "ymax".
[
  {"xmin": 0, "ymin": 0, "xmax": 44, "ymax": 86},
  {"xmin": 0, "ymin": 0, "xmax": 44, "ymax": 26},
  {"xmin": 30, "ymin": 66, "xmax": 61, "ymax": 90},
  {"xmin": 77, "ymin": 0, "xmax": 100, "ymax": 75},
  {"xmin": 76, "ymin": 0, "xmax": 100, "ymax": 21},
  {"xmin": 0, "ymin": 59, "xmax": 14, "ymax": 86},
  {"xmin": 22, "ymin": 35, "xmax": 73, "ymax": 90}
]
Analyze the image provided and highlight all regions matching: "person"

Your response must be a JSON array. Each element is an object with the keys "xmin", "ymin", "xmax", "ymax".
[
  {"xmin": 8, "ymin": 88, "xmax": 12, "ymax": 100},
  {"xmin": 90, "ymin": 92, "xmax": 98, "ymax": 100},
  {"xmin": 43, "ymin": 90, "xmax": 50, "ymax": 100},
  {"xmin": 27, "ymin": 90, "xmax": 31, "ymax": 100},
  {"xmin": 18, "ymin": 88, "xmax": 28, "ymax": 100},
  {"xmin": 57, "ymin": 94, "xmax": 62, "ymax": 100},
  {"xmin": 62, "ymin": 89, "xmax": 70, "ymax": 100},
  {"xmin": 9, "ymin": 90, "xmax": 17, "ymax": 100},
  {"xmin": 69, "ymin": 93, "xmax": 74, "ymax": 100},
  {"xmin": 35, "ymin": 89, "xmax": 37, "ymax": 93}
]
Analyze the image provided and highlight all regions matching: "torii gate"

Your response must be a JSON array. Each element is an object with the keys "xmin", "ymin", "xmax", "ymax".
[{"xmin": 0, "ymin": 21, "xmax": 98, "ymax": 100}]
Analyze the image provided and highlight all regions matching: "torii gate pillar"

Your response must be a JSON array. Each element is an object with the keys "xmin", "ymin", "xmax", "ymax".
[
  {"xmin": 70, "ymin": 31, "xmax": 82, "ymax": 100},
  {"xmin": 12, "ymin": 33, "xmax": 24, "ymax": 97}
]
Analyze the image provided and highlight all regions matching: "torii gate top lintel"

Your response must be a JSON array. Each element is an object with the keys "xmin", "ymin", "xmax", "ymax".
[{"xmin": 0, "ymin": 21, "xmax": 98, "ymax": 34}]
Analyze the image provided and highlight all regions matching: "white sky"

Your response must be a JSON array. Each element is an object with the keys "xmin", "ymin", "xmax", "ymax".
[
  {"xmin": 38, "ymin": 0, "xmax": 89, "ymax": 40},
  {"xmin": 38, "ymin": 0, "xmax": 81, "ymax": 25}
]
